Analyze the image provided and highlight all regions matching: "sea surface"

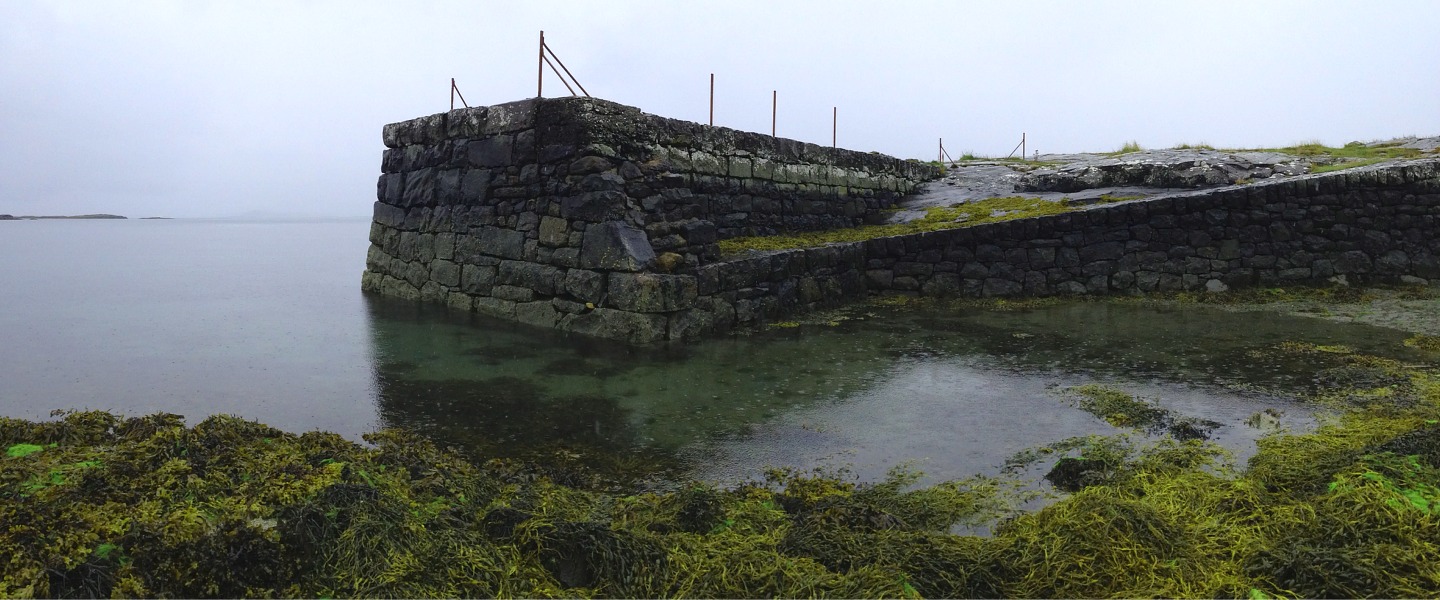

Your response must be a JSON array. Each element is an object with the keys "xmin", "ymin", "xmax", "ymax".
[{"xmin": 0, "ymin": 218, "xmax": 1424, "ymax": 487}]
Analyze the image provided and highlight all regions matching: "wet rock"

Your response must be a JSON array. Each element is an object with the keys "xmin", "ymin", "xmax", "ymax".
[
  {"xmin": 1017, "ymin": 149, "xmax": 1311, "ymax": 193},
  {"xmin": 1045, "ymin": 457, "xmax": 1108, "ymax": 492},
  {"xmin": 607, "ymin": 272, "xmax": 697, "ymax": 312},
  {"xmin": 579, "ymin": 222, "xmax": 656, "ymax": 272},
  {"xmin": 558, "ymin": 308, "xmax": 668, "ymax": 344}
]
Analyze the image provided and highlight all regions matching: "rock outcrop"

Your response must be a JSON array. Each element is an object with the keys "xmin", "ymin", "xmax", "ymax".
[{"xmin": 1018, "ymin": 149, "xmax": 1311, "ymax": 193}]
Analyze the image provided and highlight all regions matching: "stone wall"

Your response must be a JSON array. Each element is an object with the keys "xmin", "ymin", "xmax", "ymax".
[
  {"xmin": 361, "ymin": 97, "xmax": 936, "ymax": 343},
  {"xmin": 362, "ymin": 96, "xmax": 1439, "ymax": 344},
  {"xmin": 680, "ymin": 159, "xmax": 1440, "ymax": 337}
]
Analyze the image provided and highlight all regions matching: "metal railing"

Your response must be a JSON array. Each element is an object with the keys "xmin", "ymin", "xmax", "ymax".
[{"xmin": 536, "ymin": 31, "xmax": 589, "ymax": 98}]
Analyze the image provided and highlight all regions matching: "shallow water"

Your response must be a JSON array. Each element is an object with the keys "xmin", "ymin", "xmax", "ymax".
[
  {"xmin": 366, "ymin": 296, "xmax": 1430, "ymax": 487},
  {"xmin": 0, "ymin": 219, "xmax": 1427, "ymax": 489}
]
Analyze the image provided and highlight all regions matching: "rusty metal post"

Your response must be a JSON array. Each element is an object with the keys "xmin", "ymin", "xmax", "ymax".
[
  {"xmin": 1022, "ymin": 132, "xmax": 1026, "ymax": 162},
  {"xmin": 771, "ymin": 90, "xmax": 776, "ymax": 137},
  {"xmin": 537, "ymin": 31, "xmax": 545, "ymax": 98},
  {"xmin": 832, "ymin": 106, "xmax": 836, "ymax": 148},
  {"xmin": 939, "ymin": 138, "xmax": 943, "ymax": 163},
  {"xmin": 451, "ymin": 78, "xmax": 455, "ymax": 110},
  {"xmin": 709, "ymin": 73, "xmax": 714, "ymax": 126}
]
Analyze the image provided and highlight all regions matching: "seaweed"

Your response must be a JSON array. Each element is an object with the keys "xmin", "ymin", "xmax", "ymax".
[
  {"xmin": 4, "ymin": 336, "xmax": 1440, "ymax": 597},
  {"xmin": 1062, "ymin": 384, "xmax": 1223, "ymax": 440}
]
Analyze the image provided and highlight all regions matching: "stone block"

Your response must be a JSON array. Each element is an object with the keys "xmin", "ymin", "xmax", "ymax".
[
  {"xmin": 668, "ymin": 309, "xmax": 715, "ymax": 341},
  {"xmin": 514, "ymin": 301, "xmax": 560, "ymax": 328},
  {"xmin": 982, "ymin": 278, "xmax": 1022, "ymax": 297},
  {"xmin": 1334, "ymin": 250, "xmax": 1373, "ymax": 274},
  {"xmin": 378, "ymin": 173, "xmax": 404, "ymax": 204},
  {"xmin": 539, "ymin": 216, "xmax": 569, "ymax": 247},
  {"xmin": 563, "ymin": 269, "xmax": 606, "ymax": 303},
  {"xmin": 568, "ymin": 155, "xmax": 613, "ymax": 175},
  {"xmin": 401, "ymin": 167, "xmax": 435, "ymax": 207},
  {"xmin": 373, "ymin": 202, "xmax": 406, "ymax": 229},
  {"xmin": 607, "ymin": 272, "xmax": 698, "ymax": 312},
  {"xmin": 473, "ymin": 226, "xmax": 526, "ymax": 260},
  {"xmin": 446, "ymin": 292, "xmax": 474, "ymax": 311},
  {"xmin": 1376, "ymin": 250, "xmax": 1410, "ymax": 273},
  {"xmin": 420, "ymin": 281, "xmax": 447, "ymax": 303},
  {"xmin": 499, "ymin": 260, "xmax": 562, "ymax": 295},
  {"xmin": 579, "ymin": 222, "xmax": 656, "ymax": 271},
  {"xmin": 430, "ymin": 259, "xmax": 461, "ymax": 288},
  {"xmin": 558, "ymin": 308, "xmax": 668, "ymax": 344},
  {"xmin": 491, "ymin": 284, "xmax": 535, "ymax": 302},
  {"xmin": 561, "ymin": 191, "xmax": 627, "ymax": 222},
  {"xmin": 466, "ymin": 136, "xmax": 513, "ymax": 168},
  {"xmin": 379, "ymin": 275, "xmax": 422, "ymax": 301},
  {"xmin": 460, "ymin": 169, "xmax": 491, "ymax": 204},
  {"xmin": 445, "ymin": 106, "xmax": 489, "ymax": 139},
  {"xmin": 481, "ymin": 99, "xmax": 537, "ymax": 135},
  {"xmin": 922, "ymin": 273, "xmax": 962, "ymax": 296},
  {"xmin": 474, "ymin": 297, "xmax": 517, "ymax": 320},
  {"xmin": 433, "ymin": 233, "xmax": 455, "ymax": 261},
  {"xmin": 460, "ymin": 264, "xmax": 496, "ymax": 294}
]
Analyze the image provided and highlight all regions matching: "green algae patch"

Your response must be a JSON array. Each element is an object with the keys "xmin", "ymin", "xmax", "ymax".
[
  {"xmin": 4, "ymin": 338, "xmax": 1440, "ymax": 597},
  {"xmin": 5, "ymin": 443, "xmax": 46, "ymax": 458},
  {"xmin": 718, "ymin": 196, "xmax": 1074, "ymax": 255},
  {"xmin": 1062, "ymin": 385, "xmax": 1221, "ymax": 441}
]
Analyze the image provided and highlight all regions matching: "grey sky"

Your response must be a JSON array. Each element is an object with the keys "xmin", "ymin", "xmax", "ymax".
[{"xmin": 2, "ymin": 1, "xmax": 1436, "ymax": 218}]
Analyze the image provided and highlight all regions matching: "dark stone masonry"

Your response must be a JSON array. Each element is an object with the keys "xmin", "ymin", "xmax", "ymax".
[{"xmin": 363, "ymin": 97, "xmax": 1440, "ymax": 343}]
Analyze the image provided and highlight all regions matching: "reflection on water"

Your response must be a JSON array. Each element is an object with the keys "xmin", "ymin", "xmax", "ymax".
[
  {"xmin": 21, "ymin": 220, "xmax": 1416, "ymax": 491},
  {"xmin": 365, "ymin": 296, "xmax": 1425, "ymax": 488}
]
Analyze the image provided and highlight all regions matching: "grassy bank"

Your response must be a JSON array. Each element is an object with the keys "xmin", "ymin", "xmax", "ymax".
[
  {"xmin": 717, "ymin": 196, "xmax": 1094, "ymax": 256},
  {"xmin": 3, "ymin": 340, "xmax": 1439, "ymax": 597}
]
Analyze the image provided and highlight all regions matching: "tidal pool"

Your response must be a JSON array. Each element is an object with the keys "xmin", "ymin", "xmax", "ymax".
[{"xmin": 365, "ymin": 296, "xmax": 1426, "ymax": 489}]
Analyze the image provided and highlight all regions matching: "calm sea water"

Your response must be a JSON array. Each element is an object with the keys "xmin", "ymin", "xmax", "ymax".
[{"xmin": 0, "ymin": 218, "xmax": 1423, "ymax": 486}]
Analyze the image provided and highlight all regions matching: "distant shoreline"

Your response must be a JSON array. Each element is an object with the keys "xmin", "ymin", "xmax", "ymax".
[{"xmin": 0, "ymin": 213, "xmax": 131, "ymax": 220}]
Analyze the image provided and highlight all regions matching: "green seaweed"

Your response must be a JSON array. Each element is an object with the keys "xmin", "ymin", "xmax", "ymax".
[
  {"xmin": 5, "ymin": 443, "xmax": 46, "ymax": 458},
  {"xmin": 4, "ymin": 336, "xmax": 1440, "ymax": 597}
]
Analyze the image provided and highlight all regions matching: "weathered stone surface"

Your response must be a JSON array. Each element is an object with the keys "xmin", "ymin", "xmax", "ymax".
[
  {"xmin": 498, "ymin": 261, "xmax": 561, "ymax": 295},
  {"xmin": 538, "ymin": 216, "xmax": 569, "ymax": 247},
  {"xmin": 481, "ymin": 99, "xmax": 537, "ymax": 135},
  {"xmin": 563, "ymin": 269, "xmax": 606, "ymax": 303},
  {"xmin": 579, "ymin": 222, "xmax": 655, "ymax": 271},
  {"xmin": 982, "ymin": 278, "xmax": 1022, "ymax": 297},
  {"xmin": 466, "ymin": 136, "xmax": 513, "ymax": 168},
  {"xmin": 491, "ymin": 284, "xmax": 536, "ymax": 302},
  {"xmin": 474, "ymin": 297, "xmax": 517, "ymax": 320},
  {"xmin": 607, "ymin": 273, "xmax": 698, "ymax": 313},
  {"xmin": 561, "ymin": 191, "xmax": 627, "ymax": 221},
  {"xmin": 460, "ymin": 169, "xmax": 491, "ymax": 203},
  {"xmin": 402, "ymin": 168, "xmax": 435, "ymax": 207},
  {"xmin": 569, "ymin": 155, "xmax": 613, "ymax": 175},
  {"xmin": 460, "ymin": 264, "xmax": 496, "ymax": 294},
  {"xmin": 430, "ymin": 259, "xmax": 461, "ymax": 288},
  {"xmin": 473, "ymin": 226, "xmax": 526, "ymax": 260},
  {"xmin": 558, "ymin": 308, "xmax": 668, "ymax": 344},
  {"xmin": 1019, "ymin": 149, "xmax": 1311, "ymax": 193},
  {"xmin": 514, "ymin": 301, "xmax": 560, "ymax": 328},
  {"xmin": 445, "ymin": 292, "xmax": 473, "ymax": 311}
]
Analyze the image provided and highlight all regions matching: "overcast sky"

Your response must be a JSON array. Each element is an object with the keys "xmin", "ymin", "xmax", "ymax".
[{"xmin": 2, "ymin": 1, "xmax": 1436, "ymax": 218}]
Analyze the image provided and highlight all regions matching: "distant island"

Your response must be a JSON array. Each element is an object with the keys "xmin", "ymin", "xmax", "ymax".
[{"xmin": 0, "ymin": 214, "xmax": 128, "ymax": 220}]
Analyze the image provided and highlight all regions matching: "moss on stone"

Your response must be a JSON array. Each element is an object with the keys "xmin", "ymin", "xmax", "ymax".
[{"xmin": 718, "ymin": 196, "xmax": 1075, "ymax": 256}]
